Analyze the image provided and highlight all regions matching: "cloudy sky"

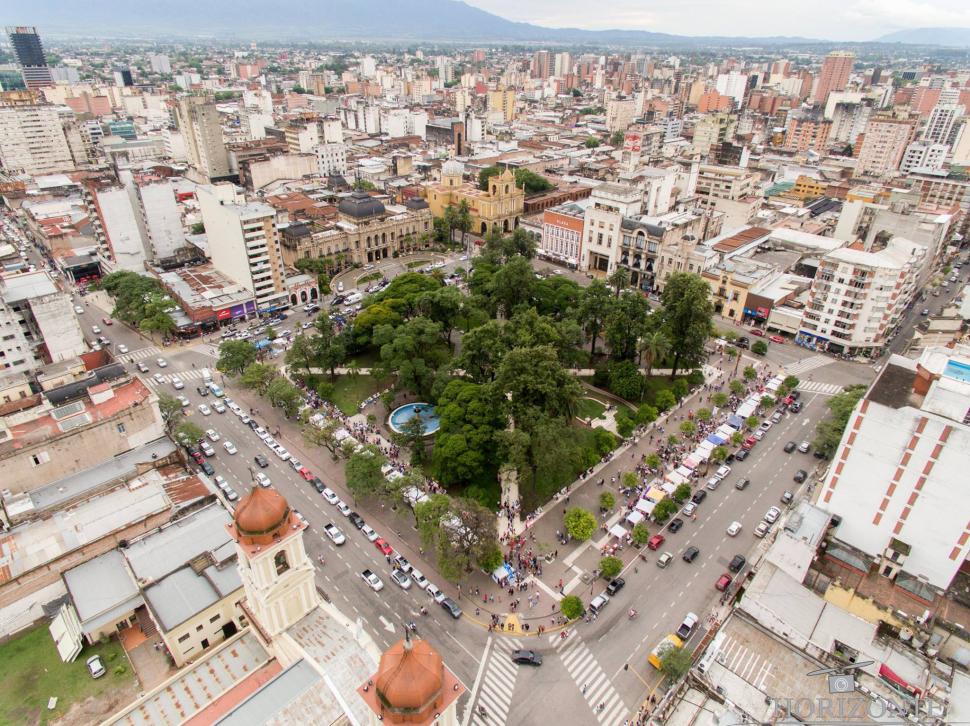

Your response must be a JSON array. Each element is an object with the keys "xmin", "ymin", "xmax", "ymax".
[{"xmin": 466, "ymin": 0, "xmax": 969, "ymax": 41}]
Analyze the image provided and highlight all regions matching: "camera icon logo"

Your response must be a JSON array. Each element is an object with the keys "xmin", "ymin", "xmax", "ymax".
[
  {"xmin": 806, "ymin": 661, "xmax": 873, "ymax": 694},
  {"xmin": 827, "ymin": 674, "xmax": 856, "ymax": 693}
]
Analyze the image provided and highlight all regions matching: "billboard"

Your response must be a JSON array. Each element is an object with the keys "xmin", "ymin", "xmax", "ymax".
[{"xmin": 624, "ymin": 132, "xmax": 643, "ymax": 152}]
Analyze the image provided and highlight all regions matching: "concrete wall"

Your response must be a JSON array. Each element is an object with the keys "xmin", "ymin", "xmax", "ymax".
[{"xmin": 162, "ymin": 590, "xmax": 245, "ymax": 667}]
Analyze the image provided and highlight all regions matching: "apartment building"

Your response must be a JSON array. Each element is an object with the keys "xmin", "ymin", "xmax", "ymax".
[
  {"xmin": 813, "ymin": 51, "xmax": 854, "ymax": 105},
  {"xmin": 798, "ymin": 237, "xmax": 924, "ymax": 355},
  {"xmin": 581, "ymin": 184, "xmax": 642, "ymax": 276},
  {"xmin": 856, "ymin": 116, "xmax": 917, "ymax": 177},
  {"xmin": 487, "ymin": 87, "xmax": 516, "ymax": 122},
  {"xmin": 922, "ymin": 103, "xmax": 962, "ymax": 145},
  {"xmin": 605, "ymin": 97, "xmax": 637, "ymax": 133},
  {"xmin": 175, "ymin": 96, "xmax": 230, "ymax": 182},
  {"xmin": 197, "ymin": 184, "xmax": 287, "ymax": 312},
  {"xmin": 0, "ymin": 99, "xmax": 74, "ymax": 176},
  {"xmin": 899, "ymin": 141, "xmax": 948, "ymax": 173},
  {"xmin": 783, "ymin": 112, "xmax": 832, "ymax": 153},
  {"xmin": 314, "ymin": 142, "xmax": 347, "ymax": 176},
  {"xmin": 691, "ymin": 112, "xmax": 736, "ymax": 156}
]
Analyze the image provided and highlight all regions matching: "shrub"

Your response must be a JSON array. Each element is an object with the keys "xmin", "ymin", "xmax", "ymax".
[
  {"xmin": 636, "ymin": 404, "xmax": 658, "ymax": 424},
  {"xmin": 655, "ymin": 389, "xmax": 676, "ymax": 412},
  {"xmin": 599, "ymin": 492, "xmax": 615, "ymax": 511},
  {"xmin": 672, "ymin": 379, "xmax": 689, "ymax": 399},
  {"xmin": 687, "ymin": 369, "xmax": 705, "ymax": 386},
  {"xmin": 591, "ymin": 427, "xmax": 618, "ymax": 456},
  {"xmin": 114, "ymin": 665, "xmax": 127, "ymax": 675},
  {"xmin": 631, "ymin": 522, "xmax": 650, "ymax": 546},
  {"xmin": 752, "ymin": 340, "xmax": 768, "ymax": 356},
  {"xmin": 615, "ymin": 409, "xmax": 635, "ymax": 437},
  {"xmin": 608, "ymin": 360, "xmax": 645, "ymax": 401},
  {"xmin": 564, "ymin": 507, "xmax": 597, "ymax": 541},
  {"xmin": 560, "ymin": 595, "xmax": 585, "ymax": 620},
  {"xmin": 599, "ymin": 555, "xmax": 623, "ymax": 580}
]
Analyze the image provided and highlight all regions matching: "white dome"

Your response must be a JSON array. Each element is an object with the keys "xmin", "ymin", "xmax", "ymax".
[{"xmin": 441, "ymin": 159, "xmax": 465, "ymax": 177}]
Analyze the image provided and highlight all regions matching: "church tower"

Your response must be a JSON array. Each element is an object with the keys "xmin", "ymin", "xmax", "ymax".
[{"xmin": 226, "ymin": 486, "xmax": 317, "ymax": 637}]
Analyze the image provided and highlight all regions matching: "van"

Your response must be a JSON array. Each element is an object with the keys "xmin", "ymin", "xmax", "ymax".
[
  {"xmin": 648, "ymin": 634, "xmax": 684, "ymax": 669},
  {"xmin": 343, "ymin": 291, "xmax": 363, "ymax": 305}
]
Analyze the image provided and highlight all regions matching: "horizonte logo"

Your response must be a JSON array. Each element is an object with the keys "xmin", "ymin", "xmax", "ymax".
[{"xmin": 767, "ymin": 694, "xmax": 945, "ymax": 724}]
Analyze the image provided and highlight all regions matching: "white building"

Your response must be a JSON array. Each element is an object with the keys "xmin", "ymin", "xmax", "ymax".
[
  {"xmin": 715, "ymin": 72, "xmax": 748, "ymax": 108},
  {"xmin": 581, "ymin": 184, "xmax": 642, "ymax": 276},
  {"xmin": 605, "ymin": 97, "xmax": 637, "ymax": 133},
  {"xmin": 798, "ymin": 237, "xmax": 924, "ymax": 355},
  {"xmin": 819, "ymin": 345, "xmax": 970, "ymax": 592},
  {"xmin": 899, "ymin": 141, "xmax": 948, "ymax": 173},
  {"xmin": 922, "ymin": 103, "xmax": 962, "ymax": 145},
  {"xmin": 0, "ymin": 271, "xmax": 85, "ymax": 372},
  {"xmin": 138, "ymin": 180, "xmax": 186, "ymax": 261},
  {"xmin": 540, "ymin": 202, "xmax": 586, "ymax": 265},
  {"xmin": 197, "ymin": 184, "xmax": 288, "ymax": 312},
  {"xmin": 0, "ymin": 103, "xmax": 74, "ymax": 176},
  {"xmin": 88, "ymin": 183, "xmax": 150, "ymax": 273},
  {"xmin": 148, "ymin": 54, "xmax": 171, "ymax": 74},
  {"xmin": 314, "ymin": 142, "xmax": 347, "ymax": 177}
]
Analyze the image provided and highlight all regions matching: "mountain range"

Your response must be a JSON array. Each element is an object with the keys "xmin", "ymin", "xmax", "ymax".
[{"xmin": 1, "ymin": 0, "xmax": 968, "ymax": 47}]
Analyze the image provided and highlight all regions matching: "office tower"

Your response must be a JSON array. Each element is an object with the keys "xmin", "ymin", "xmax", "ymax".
[
  {"xmin": 6, "ymin": 26, "xmax": 52, "ymax": 89},
  {"xmin": 148, "ymin": 54, "xmax": 171, "ymax": 74},
  {"xmin": 922, "ymin": 104, "xmax": 963, "ymax": 144},
  {"xmin": 813, "ymin": 51, "xmax": 854, "ymax": 105},
  {"xmin": 532, "ymin": 50, "xmax": 551, "ymax": 80},
  {"xmin": 113, "ymin": 67, "xmax": 134, "ymax": 87},
  {"xmin": 174, "ymin": 95, "xmax": 230, "ymax": 182},
  {"xmin": 0, "ymin": 96, "xmax": 74, "ymax": 175}
]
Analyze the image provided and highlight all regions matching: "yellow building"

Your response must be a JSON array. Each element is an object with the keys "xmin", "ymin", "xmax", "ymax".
[
  {"xmin": 487, "ymin": 87, "xmax": 516, "ymax": 121},
  {"xmin": 425, "ymin": 160, "xmax": 525, "ymax": 235},
  {"xmin": 788, "ymin": 175, "xmax": 826, "ymax": 201}
]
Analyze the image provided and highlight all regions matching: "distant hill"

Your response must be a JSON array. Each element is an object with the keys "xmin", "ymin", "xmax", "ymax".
[
  {"xmin": 877, "ymin": 28, "xmax": 970, "ymax": 47},
  {"xmin": 0, "ymin": 0, "xmax": 819, "ymax": 45}
]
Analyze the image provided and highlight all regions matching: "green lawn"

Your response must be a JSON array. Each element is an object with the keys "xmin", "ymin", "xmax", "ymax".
[
  {"xmin": 310, "ymin": 373, "xmax": 390, "ymax": 416},
  {"xmin": 345, "ymin": 348, "xmax": 382, "ymax": 369},
  {"xmin": 356, "ymin": 272, "xmax": 381, "ymax": 285},
  {"xmin": 0, "ymin": 625, "xmax": 133, "ymax": 725},
  {"xmin": 576, "ymin": 397, "xmax": 606, "ymax": 420},
  {"xmin": 405, "ymin": 259, "xmax": 431, "ymax": 269}
]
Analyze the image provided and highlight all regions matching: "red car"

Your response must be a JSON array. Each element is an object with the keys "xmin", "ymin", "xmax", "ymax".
[
  {"xmin": 768, "ymin": 335, "xmax": 785, "ymax": 344},
  {"xmin": 742, "ymin": 436, "xmax": 758, "ymax": 450},
  {"xmin": 374, "ymin": 538, "xmax": 394, "ymax": 556},
  {"xmin": 749, "ymin": 328, "xmax": 765, "ymax": 337},
  {"xmin": 191, "ymin": 451, "xmax": 205, "ymax": 464},
  {"xmin": 647, "ymin": 534, "xmax": 666, "ymax": 550},
  {"xmin": 715, "ymin": 573, "xmax": 733, "ymax": 591},
  {"xmin": 102, "ymin": 317, "xmax": 113, "ymax": 325},
  {"xmin": 298, "ymin": 467, "xmax": 313, "ymax": 481}
]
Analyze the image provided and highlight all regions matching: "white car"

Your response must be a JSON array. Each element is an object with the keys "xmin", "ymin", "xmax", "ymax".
[
  {"xmin": 200, "ymin": 442, "xmax": 215, "ymax": 457},
  {"xmin": 764, "ymin": 506, "xmax": 781, "ymax": 524},
  {"xmin": 410, "ymin": 569, "xmax": 430, "ymax": 590},
  {"xmin": 427, "ymin": 584, "xmax": 447, "ymax": 604},
  {"xmin": 74, "ymin": 305, "xmax": 84, "ymax": 314},
  {"xmin": 336, "ymin": 500, "xmax": 352, "ymax": 517},
  {"xmin": 274, "ymin": 447, "xmax": 291, "ymax": 461},
  {"xmin": 156, "ymin": 358, "xmax": 167, "ymax": 368},
  {"xmin": 753, "ymin": 429, "xmax": 766, "ymax": 441},
  {"xmin": 360, "ymin": 524, "xmax": 379, "ymax": 541},
  {"xmin": 213, "ymin": 402, "xmax": 226, "ymax": 414},
  {"xmin": 727, "ymin": 521, "xmax": 742, "ymax": 537},
  {"xmin": 714, "ymin": 465, "xmax": 731, "ymax": 481},
  {"xmin": 198, "ymin": 404, "xmax": 212, "ymax": 416},
  {"xmin": 324, "ymin": 523, "xmax": 346, "ymax": 545},
  {"xmin": 92, "ymin": 325, "xmax": 101, "ymax": 334},
  {"xmin": 754, "ymin": 521, "xmax": 771, "ymax": 538},
  {"xmin": 255, "ymin": 427, "xmax": 268, "ymax": 439},
  {"xmin": 171, "ymin": 377, "xmax": 184, "ymax": 390},
  {"xmin": 177, "ymin": 395, "xmax": 190, "ymax": 408},
  {"xmin": 117, "ymin": 344, "xmax": 128, "ymax": 354},
  {"xmin": 360, "ymin": 570, "xmax": 384, "ymax": 592},
  {"xmin": 264, "ymin": 437, "xmax": 278, "ymax": 449},
  {"xmin": 206, "ymin": 429, "xmax": 220, "ymax": 441},
  {"xmin": 223, "ymin": 441, "xmax": 238, "ymax": 454},
  {"xmin": 153, "ymin": 373, "xmax": 165, "ymax": 384},
  {"xmin": 391, "ymin": 570, "xmax": 412, "ymax": 590},
  {"xmin": 322, "ymin": 488, "xmax": 339, "ymax": 504},
  {"xmin": 288, "ymin": 458, "xmax": 302, "ymax": 471},
  {"xmin": 255, "ymin": 472, "xmax": 271, "ymax": 487}
]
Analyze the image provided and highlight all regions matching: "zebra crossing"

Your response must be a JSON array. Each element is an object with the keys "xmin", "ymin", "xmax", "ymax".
[
  {"xmin": 784, "ymin": 354, "xmax": 832, "ymax": 377},
  {"xmin": 469, "ymin": 637, "xmax": 524, "ymax": 726},
  {"xmin": 123, "ymin": 345, "xmax": 161, "ymax": 362},
  {"xmin": 548, "ymin": 633, "xmax": 629, "ymax": 725},
  {"xmin": 143, "ymin": 368, "xmax": 212, "ymax": 389},
  {"xmin": 796, "ymin": 380, "xmax": 843, "ymax": 396}
]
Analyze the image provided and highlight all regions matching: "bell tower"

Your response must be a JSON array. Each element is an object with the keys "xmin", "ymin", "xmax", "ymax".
[{"xmin": 227, "ymin": 486, "xmax": 317, "ymax": 637}]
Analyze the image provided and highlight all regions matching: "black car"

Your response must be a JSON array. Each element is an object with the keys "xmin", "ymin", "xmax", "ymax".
[
  {"xmin": 735, "ymin": 448, "xmax": 750, "ymax": 461},
  {"xmin": 728, "ymin": 554, "xmax": 746, "ymax": 573},
  {"xmin": 724, "ymin": 451, "xmax": 736, "ymax": 464},
  {"xmin": 682, "ymin": 546, "xmax": 699, "ymax": 563},
  {"xmin": 348, "ymin": 512, "xmax": 365, "ymax": 529},
  {"xmin": 794, "ymin": 469, "xmax": 808, "ymax": 483},
  {"xmin": 691, "ymin": 490, "xmax": 707, "ymax": 505},
  {"xmin": 735, "ymin": 336, "xmax": 750, "ymax": 349},
  {"xmin": 196, "ymin": 385, "xmax": 209, "ymax": 396},
  {"xmin": 247, "ymin": 419, "xmax": 259, "ymax": 431},
  {"xmin": 199, "ymin": 461, "xmax": 215, "ymax": 476},
  {"xmin": 310, "ymin": 477, "xmax": 326, "ymax": 493},
  {"xmin": 441, "ymin": 597, "xmax": 462, "ymax": 619},
  {"xmin": 606, "ymin": 578, "xmax": 625, "ymax": 595},
  {"xmin": 254, "ymin": 454, "xmax": 269, "ymax": 468},
  {"xmin": 511, "ymin": 649, "xmax": 543, "ymax": 666},
  {"xmin": 784, "ymin": 441, "xmax": 797, "ymax": 453},
  {"xmin": 789, "ymin": 401, "xmax": 803, "ymax": 413},
  {"xmin": 789, "ymin": 390, "xmax": 801, "ymax": 400},
  {"xmin": 668, "ymin": 518, "xmax": 684, "ymax": 533}
]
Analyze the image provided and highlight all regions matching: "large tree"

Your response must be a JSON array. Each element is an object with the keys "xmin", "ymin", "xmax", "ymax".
[
  {"xmin": 638, "ymin": 330, "xmax": 671, "ymax": 375},
  {"xmin": 416, "ymin": 285, "xmax": 463, "ymax": 348},
  {"xmin": 312, "ymin": 315, "xmax": 347, "ymax": 379},
  {"xmin": 239, "ymin": 363, "xmax": 279, "ymax": 395},
  {"xmin": 496, "ymin": 345, "xmax": 582, "ymax": 425},
  {"xmin": 577, "ymin": 280, "xmax": 612, "ymax": 357},
  {"xmin": 431, "ymin": 380, "xmax": 507, "ymax": 486},
  {"xmin": 266, "ymin": 377, "xmax": 302, "ymax": 417},
  {"xmin": 217, "ymin": 340, "xmax": 257, "ymax": 376},
  {"xmin": 457, "ymin": 320, "xmax": 508, "ymax": 383},
  {"xmin": 345, "ymin": 445, "xmax": 388, "ymax": 503},
  {"xmin": 604, "ymin": 291, "xmax": 651, "ymax": 361},
  {"xmin": 489, "ymin": 256, "xmax": 536, "ymax": 316},
  {"xmin": 814, "ymin": 384, "xmax": 867, "ymax": 457},
  {"xmin": 660, "ymin": 272, "xmax": 714, "ymax": 377},
  {"xmin": 606, "ymin": 267, "xmax": 630, "ymax": 298},
  {"xmin": 374, "ymin": 317, "xmax": 449, "ymax": 399},
  {"xmin": 157, "ymin": 392, "xmax": 184, "ymax": 434}
]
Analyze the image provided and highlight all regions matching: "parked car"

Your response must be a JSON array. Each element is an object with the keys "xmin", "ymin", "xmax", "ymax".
[
  {"xmin": 715, "ymin": 573, "xmax": 733, "ymax": 591},
  {"xmin": 768, "ymin": 335, "xmax": 785, "ymax": 344},
  {"xmin": 789, "ymin": 401, "xmax": 803, "ymax": 413},
  {"xmin": 374, "ymin": 538, "xmax": 394, "ymax": 556},
  {"xmin": 668, "ymin": 518, "xmax": 684, "ymax": 533},
  {"xmin": 690, "ymin": 490, "xmax": 707, "ymax": 505},
  {"xmin": 657, "ymin": 552, "xmax": 674, "ymax": 568},
  {"xmin": 411, "ymin": 569, "xmax": 430, "ymax": 590},
  {"xmin": 441, "ymin": 597, "xmax": 463, "ymax": 619},
  {"xmin": 764, "ymin": 506, "xmax": 781, "ymax": 523},
  {"xmin": 728, "ymin": 554, "xmax": 746, "ymax": 573},
  {"xmin": 676, "ymin": 612, "xmax": 698, "ymax": 640},
  {"xmin": 86, "ymin": 655, "xmax": 106, "ymax": 679},
  {"xmin": 360, "ymin": 569, "xmax": 384, "ymax": 592},
  {"xmin": 322, "ymin": 487, "xmax": 339, "ymax": 504},
  {"xmin": 798, "ymin": 441, "xmax": 811, "ymax": 454},
  {"xmin": 391, "ymin": 570, "xmax": 412, "ymax": 589},
  {"xmin": 647, "ymin": 534, "xmax": 665, "ymax": 550},
  {"xmin": 606, "ymin": 578, "xmax": 625, "ymax": 595},
  {"xmin": 754, "ymin": 521, "xmax": 771, "ymax": 538},
  {"xmin": 310, "ymin": 477, "xmax": 326, "ymax": 493},
  {"xmin": 348, "ymin": 512, "xmax": 365, "ymax": 529},
  {"xmin": 734, "ymin": 448, "xmax": 750, "ymax": 461}
]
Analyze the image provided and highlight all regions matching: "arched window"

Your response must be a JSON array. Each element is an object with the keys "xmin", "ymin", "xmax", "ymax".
[
  {"xmin": 275, "ymin": 551, "xmax": 289, "ymax": 575},
  {"xmin": 504, "ymin": 184, "xmax": 510, "ymax": 194}
]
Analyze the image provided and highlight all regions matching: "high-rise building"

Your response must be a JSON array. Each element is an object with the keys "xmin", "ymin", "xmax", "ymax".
[
  {"xmin": 487, "ymin": 87, "xmax": 516, "ymax": 122},
  {"xmin": 531, "ymin": 50, "xmax": 551, "ymax": 80},
  {"xmin": 314, "ymin": 142, "xmax": 347, "ymax": 176},
  {"xmin": 899, "ymin": 141, "xmax": 948, "ymax": 173},
  {"xmin": 855, "ymin": 115, "xmax": 917, "ymax": 176},
  {"xmin": 922, "ymin": 103, "xmax": 963, "ymax": 144},
  {"xmin": 813, "ymin": 51, "xmax": 854, "ymax": 105},
  {"xmin": 6, "ymin": 26, "xmax": 52, "ymax": 89},
  {"xmin": 174, "ymin": 96, "xmax": 230, "ymax": 182},
  {"xmin": 784, "ymin": 112, "xmax": 832, "ymax": 152},
  {"xmin": 0, "ymin": 96, "xmax": 74, "ymax": 175},
  {"xmin": 554, "ymin": 52, "xmax": 573, "ymax": 78},
  {"xmin": 112, "ymin": 67, "xmax": 134, "ymax": 87},
  {"xmin": 197, "ymin": 184, "xmax": 288, "ymax": 313},
  {"xmin": 148, "ymin": 53, "xmax": 171, "ymax": 74}
]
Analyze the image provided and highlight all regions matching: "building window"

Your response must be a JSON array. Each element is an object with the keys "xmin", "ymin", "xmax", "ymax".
[
  {"xmin": 117, "ymin": 423, "xmax": 126, "ymax": 434},
  {"xmin": 275, "ymin": 551, "xmax": 289, "ymax": 575},
  {"xmin": 209, "ymin": 614, "xmax": 221, "ymax": 623},
  {"xmin": 178, "ymin": 633, "xmax": 190, "ymax": 643}
]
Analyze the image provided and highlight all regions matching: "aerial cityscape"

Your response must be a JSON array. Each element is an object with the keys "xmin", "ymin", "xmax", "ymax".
[{"xmin": 0, "ymin": 1, "xmax": 969, "ymax": 724}]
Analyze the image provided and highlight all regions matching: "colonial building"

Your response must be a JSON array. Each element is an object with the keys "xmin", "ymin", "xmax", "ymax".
[{"xmin": 424, "ymin": 160, "xmax": 525, "ymax": 235}]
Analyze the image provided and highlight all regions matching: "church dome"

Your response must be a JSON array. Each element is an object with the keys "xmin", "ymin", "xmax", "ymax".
[
  {"xmin": 404, "ymin": 196, "xmax": 429, "ymax": 210},
  {"xmin": 337, "ymin": 190, "xmax": 386, "ymax": 219},
  {"xmin": 441, "ymin": 159, "xmax": 464, "ymax": 178},
  {"xmin": 375, "ymin": 636, "xmax": 444, "ymax": 720},
  {"xmin": 233, "ymin": 486, "xmax": 291, "ymax": 544}
]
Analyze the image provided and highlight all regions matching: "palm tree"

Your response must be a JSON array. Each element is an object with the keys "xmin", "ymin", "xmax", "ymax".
[{"xmin": 638, "ymin": 331, "xmax": 671, "ymax": 375}]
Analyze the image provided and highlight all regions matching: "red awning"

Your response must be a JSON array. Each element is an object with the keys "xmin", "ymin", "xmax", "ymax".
[{"xmin": 879, "ymin": 663, "xmax": 921, "ymax": 697}]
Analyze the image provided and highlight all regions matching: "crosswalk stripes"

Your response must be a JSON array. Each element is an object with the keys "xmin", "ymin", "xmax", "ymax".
[
  {"xmin": 123, "ymin": 346, "xmax": 160, "ymax": 362},
  {"xmin": 142, "ymin": 369, "xmax": 212, "ymax": 389},
  {"xmin": 469, "ymin": 637, "xmax": 524, "ymax": 726},
  {"xmin": 547, "ymin": 633, "xmax": 629, "ymax": 725},
  {"xmin": 796, "ymin": 380, "xmax": 843, "ymax": 396},
  {"xmin": 784, "ymin": 354, "xmax": 832, "ymax": 377}
]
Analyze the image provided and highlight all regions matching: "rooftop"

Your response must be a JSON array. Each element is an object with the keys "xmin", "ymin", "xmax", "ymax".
[
  {"xmin": 143, "ymin": 561, "xmax": 241, "ymax": 632},
  {"xmin": 126, "ymin": 504, "xmax": 233, "ymax": 585},
  {"xmin": 63, "ymin": 550, "xmax": 143, "ymax": 631},
  {"xmin": 159, "ymin": 265, "xmax": 252, "ymax": 311}
]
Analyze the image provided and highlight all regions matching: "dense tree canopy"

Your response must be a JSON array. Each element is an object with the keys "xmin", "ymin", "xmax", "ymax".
[{"xmin": 660, "ymin": 272, "xmax": 714, "ymax": 377}]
